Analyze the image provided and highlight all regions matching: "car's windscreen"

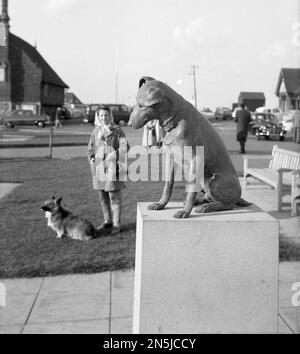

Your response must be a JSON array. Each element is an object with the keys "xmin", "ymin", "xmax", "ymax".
[{"xmin": 257, "ymin": 114, "xmax": 277, "ymax": 123}]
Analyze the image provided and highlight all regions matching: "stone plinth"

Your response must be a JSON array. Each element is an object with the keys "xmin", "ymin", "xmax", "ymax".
[{"xmin": 133, "ymin": 202, "xmax": 279, "ymax": 334}]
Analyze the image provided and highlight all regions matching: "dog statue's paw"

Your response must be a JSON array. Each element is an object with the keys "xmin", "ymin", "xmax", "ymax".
[
  {"xmin": 148, "ymin": 203, "xmax": 165, "ymax": 210},
  {"xmin": 195, "ymin": 204, "xmax": 210, "ymax": 213},
  {"xmin": 173, "ymin": 210, "xmax": 190, "ymax": 219}
]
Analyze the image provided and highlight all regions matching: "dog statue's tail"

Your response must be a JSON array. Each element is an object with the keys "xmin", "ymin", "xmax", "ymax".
[{"xmin": 236, "ymin": 198, "xmax": 252, "ymax": 207}]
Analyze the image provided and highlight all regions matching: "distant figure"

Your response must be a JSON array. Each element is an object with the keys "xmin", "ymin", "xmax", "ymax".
[
  {"xmin": 292, "ymin": 109, "xmax": 300, "ymax": 144},
  {"xmin": 54, "ymin": 107, "xmax": 63, "ymax": 128},
  {"xmin": 154, "ymin": 119, "xmax": 165, "ymax": 148},
  {"xmin": 142, "ymin": 120, "xmax": 157, "ymax": 149},
  {"xmin": 234, "ymin": 103, "xmax": 252, "ymax": 154}
]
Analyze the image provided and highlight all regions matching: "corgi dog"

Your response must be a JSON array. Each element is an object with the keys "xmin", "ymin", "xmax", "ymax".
[{"xmin": 41, "ymin": 197, "xmax": 96, "ymax": 241}]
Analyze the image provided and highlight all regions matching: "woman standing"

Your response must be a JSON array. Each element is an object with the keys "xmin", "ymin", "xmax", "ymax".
[{"xmin": 88, "ymin": 106, "xmax": 128, "ymax": 234}]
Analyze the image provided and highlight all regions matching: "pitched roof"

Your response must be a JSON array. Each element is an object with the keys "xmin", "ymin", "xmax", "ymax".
[
  {"xmin": 239, "ymin": 92, "xmax": 265, "ymax": 100},
  {"xmin": 275, "ymin": 68, "xmax": 300, "ymax": 96},
  {"xmin": 65, "ymin": 92, "xmax": 83, "ymax": 104},
  {"xmin": 10, "ymin": 33, "xmax": 69, "ymax": 88}
]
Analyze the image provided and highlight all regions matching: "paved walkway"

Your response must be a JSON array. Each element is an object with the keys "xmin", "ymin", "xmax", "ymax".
[
  {"xmin": 0, "ymin": 271, "xmax": 134, "ymax": 334},
  {"xmin": 0, "ymin": 179, "xmax": 299, "ymax": 334},
  {"xmin": 0, "ymin": 183, "xmax": 21, "ymax": 200}
]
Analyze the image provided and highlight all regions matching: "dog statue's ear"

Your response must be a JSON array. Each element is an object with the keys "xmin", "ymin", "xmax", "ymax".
[
  {"xmin": 57, "ymin": 197, "xmax": 62, "ymax": 205},
  {"xmin": 139, "ymin": 76, "xmax": 155, "ymax": 89}
]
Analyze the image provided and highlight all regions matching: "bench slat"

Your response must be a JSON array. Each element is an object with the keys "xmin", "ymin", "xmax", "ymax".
[
  {"xmin": 247, "ymin": 168, "xmax": 292, "ymax": 186},
  {"xmin": 294, "ymin": 156, "xmax": 300, "ymax": 169}
]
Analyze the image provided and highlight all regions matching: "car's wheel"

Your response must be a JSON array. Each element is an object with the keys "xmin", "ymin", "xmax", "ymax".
[
  {"xmin": 279, "ymin": 136, "xmax": 285, "ymax": 141},
  {"xmin": 265, "ymin": 136, "xmax": 270, "ymax": 140},
  {"xmin": 5, "ymin": 122, "xmax": 13, "ymax": 128},
  {"xmin": 118, "ymin": 119, "xmax": 126, "ymax": 126},
  {"xmin": 37, "ymin": 121, "xmax": 45, "ymax": 128}
]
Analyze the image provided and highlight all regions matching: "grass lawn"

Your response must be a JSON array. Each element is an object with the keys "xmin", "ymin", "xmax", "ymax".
[
  {"xmin": 0, "ymin": 156, "xmax": 299, "ymax": 279},
  {"xmin": 0, "ymin": 156, "xmax": 186, "ymax": 278}
]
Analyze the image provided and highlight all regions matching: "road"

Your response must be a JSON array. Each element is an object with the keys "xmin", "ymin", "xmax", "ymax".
[{"xmin": 0, "ymin": 119, "xmax": 299, "ymax": 174}]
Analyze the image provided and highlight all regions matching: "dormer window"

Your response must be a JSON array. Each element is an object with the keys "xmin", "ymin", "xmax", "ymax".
[{"xmin": 0, "ymin": 61, "xmax": 7, "ymax": 81}]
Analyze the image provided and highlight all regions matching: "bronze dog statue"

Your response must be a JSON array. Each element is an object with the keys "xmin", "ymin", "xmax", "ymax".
[{"xmin": 130, "ymin": 77, "xmax": 250, "ymax": 218}]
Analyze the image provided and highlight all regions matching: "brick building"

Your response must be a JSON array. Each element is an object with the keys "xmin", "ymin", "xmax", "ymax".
[
  {"xmin": 65, "ymin": 92, "xmax": 83, "ymax": 106},
  {"xmin": 238, "ymin": 92, "xmax": 266, "ymax": 112},
  {"xmin": 0, "ymin": 0, "xmax": 68, "ymax": 118}
]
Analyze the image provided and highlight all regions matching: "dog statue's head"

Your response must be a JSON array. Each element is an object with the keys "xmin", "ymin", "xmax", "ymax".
[
  {"xmin": 129, "ymin": 77, "xmax": 179, "ymax": 129},
  {"xmin": 41, "ymin": 196, "xmax": 62, "ymax": 213}
]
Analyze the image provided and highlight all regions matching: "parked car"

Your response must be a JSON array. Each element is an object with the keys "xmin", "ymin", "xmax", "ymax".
[
  {"xmin": 255, "ymin": 107, "xmax": 284, "ymax": 121},
  {"xmin": 64, "ymin": 104, "xmax": 86, "ymax": 119},
  {"xmin": 83, "ymin": 104, "xmax": 130, "ymax": 125},
  {"xmin": 0, "ymin": 109, "xmax": 50, "ymax": 128},
  {"xmin": 249, "ymin": 113, "xmax": 286, "ymax": 141},
  {"xmin": 215, "ymin": 107, "xmax": 232, "ymax": 120}
]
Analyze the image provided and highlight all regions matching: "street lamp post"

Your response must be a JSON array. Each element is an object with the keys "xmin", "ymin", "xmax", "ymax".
[{"xmin": 190, "ymin": 65, "xmax": 199, "ymax": 110}]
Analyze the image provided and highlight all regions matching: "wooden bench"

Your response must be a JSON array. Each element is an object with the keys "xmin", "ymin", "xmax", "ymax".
[{"xmin": 243, "ymin": 145, "xmax": 300, "ymax": 213}]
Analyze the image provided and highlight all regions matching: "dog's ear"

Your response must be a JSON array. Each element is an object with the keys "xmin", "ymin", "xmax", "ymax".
[
  {"xmin": 57, "ymin": 197, "xmax": 62, "ymax": 205},
  {"xmin": 144, "ymin": 86, "xmax": 163, "ymax": 107},
  {"xmin": 139, "ymin": 76, "xmax": 155, "ymax": 89}
]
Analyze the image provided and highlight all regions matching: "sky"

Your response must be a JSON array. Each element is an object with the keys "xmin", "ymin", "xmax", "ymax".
[{"xmin": 8, "ymin": 0, "xmax": 300, "ymax": 108}]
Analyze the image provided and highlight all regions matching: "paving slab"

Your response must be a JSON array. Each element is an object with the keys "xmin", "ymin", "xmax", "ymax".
[
  {"xmin": 41, "ymin": 272, "xmax": 110, "ymax": 294},
  {"xmin": 2, "ymin": 277, "xmax": 43, "ymax": 295},
  {"xmin": 0, "ymin": 325, "xmax": 23, "ymax": 334},
  {"xmin": 26, "ymin": 272, "xmax": 111, "ymax": 324},
  {"xmin": 278, "ymin": 316, "xmax": 293, "ymax": 334},
  {"xmin": 280, "ymin": 262, "xmax": 300, "ymax": 282},
  {"xmin": 280, "ymin": 307, "xmax": 300, "ymax": 333},
  {"xmin": 110, "ymin": 317, "xmax": 133, "ymax": 334},
  {"xmin": 280, "ymin": 281, "xmax": 296, "ymax": 308},
  {"xmin": 111, "ymin": 270, "xmax": 134, "ymax": 318},
  {"xmin": 28, "ymin": 291, "xmax": 109, "ymax": 324},
  {"xmin": 0, "ymin": 293, "xmax": 37, "ymax": 326},
  {"xmin": 23, "ymin": 319, "xmax": 109, "ymax": 334}
]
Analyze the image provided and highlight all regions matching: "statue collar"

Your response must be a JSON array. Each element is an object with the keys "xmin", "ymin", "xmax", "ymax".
[{"xmin": 162, "ymin": 111, "xmax": 180, "ymax": 133}]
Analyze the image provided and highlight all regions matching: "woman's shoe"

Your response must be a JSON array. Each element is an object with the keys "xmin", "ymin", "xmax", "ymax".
[{"xmin": 96, "ymin": 222, "xmax": 113, "ymax": 231}]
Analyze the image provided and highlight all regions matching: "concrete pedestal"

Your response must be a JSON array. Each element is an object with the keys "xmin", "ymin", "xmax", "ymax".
[{"xmin": 133, "ymin": 202, "xmax": 279, "ymax": 334}]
